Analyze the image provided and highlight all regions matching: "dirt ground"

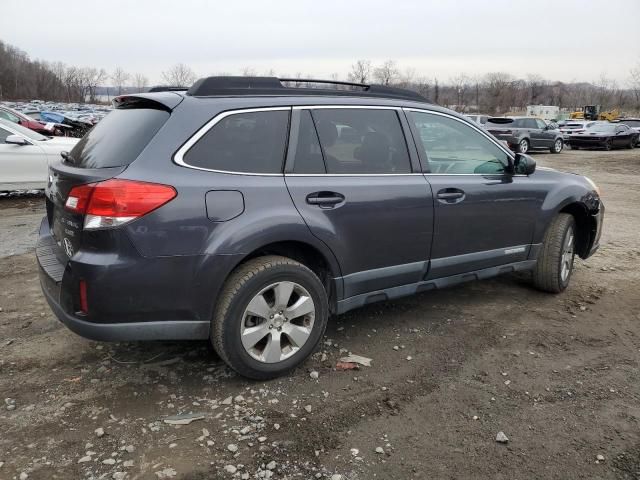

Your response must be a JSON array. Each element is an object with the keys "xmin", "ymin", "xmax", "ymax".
[{"xmin": 1, "ymin": 148, "xmax": 639, "ymax": 480}]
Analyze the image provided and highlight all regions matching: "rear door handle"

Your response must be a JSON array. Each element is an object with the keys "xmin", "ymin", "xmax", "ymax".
[
  {"xmin": 436, "ymin": 188, "xmax": 465, "ymax": 204},
  {"xmin": 306, "ymin": 191, "xmax": 345, "ymax": 207}
]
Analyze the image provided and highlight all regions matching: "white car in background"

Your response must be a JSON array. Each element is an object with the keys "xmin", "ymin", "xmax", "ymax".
[{"xmin": 0, "ymin": 119, "xmax": 79, "ymax": 191}]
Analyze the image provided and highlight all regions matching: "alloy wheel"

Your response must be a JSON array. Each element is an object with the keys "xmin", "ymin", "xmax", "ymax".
[
  {"xmin": 519, "ymin": 139, "xmax": 529, "ymax": 153},
  {"xmin": 240, "ymin": 281, "xmax": 315, "ymax": 363},
  {"xmin": 560, "ymin": 227, "xmax": 574, "ymax": 282}
]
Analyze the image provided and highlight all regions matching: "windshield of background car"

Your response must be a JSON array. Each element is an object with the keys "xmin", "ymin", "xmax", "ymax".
[{"xmin": 585, "ymin": 123, "xmax": 616, "ymax": 133}]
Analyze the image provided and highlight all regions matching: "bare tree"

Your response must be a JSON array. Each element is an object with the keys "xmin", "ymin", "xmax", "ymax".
[
  {"xmin": 111, "ymin": 67, "xmax": 130, "ymax": 95},
  {"xmin": 133, "ymin": 73, "xmax": 148, "ymax": 93},
  {"xmin": 526, "ymin": 74, "xmax": 547, "ymax": 104},
  {"xmin": 81, "ymin": 67, "xmax": 108, "ymax": 102},
  {"xmin": 484, "ymin": 72, "xmax": 515, "ymax": 114},
  {"xmin": 628, "ymin": 62, "xmax": 640, "ymax": 109},
  {"xmin": 373, "ymin": 60, "xmax": 399, "ymax": 86},
  {"xmin": 348, "ymin": 60, "xmax": 371, "ymax": 84},
  {"xmin": 450, "ymin": 73, "xmax": 471, "ymax": 111},
  {"xmin": 241, "ymin": 67, "xmax": 257, "ymax": 76},
  {"xmin": 161, "ymin": 63, "xmax": 196, "ymax": 87}
]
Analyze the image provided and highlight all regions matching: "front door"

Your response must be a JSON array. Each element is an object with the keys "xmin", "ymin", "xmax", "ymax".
[
  {"xmin": 405, "ymin": 109, "xmax": 546, "ymax": 278},
  {"xmin": 285, "ymin": 107, "xmax": 433, "ymax": 299}
]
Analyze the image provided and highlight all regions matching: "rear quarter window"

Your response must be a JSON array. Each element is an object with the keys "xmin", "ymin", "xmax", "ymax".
[
  {"xmin": 182, "ymin": 110, "xmax": 290, "ymax": 173},
  {"xmin": 67, "ymin": 108, "xmax": 169, "ymax": 168}
]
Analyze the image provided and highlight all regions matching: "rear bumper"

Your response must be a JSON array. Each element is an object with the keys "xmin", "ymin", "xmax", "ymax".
[{"xmin": 37, "ymin": 217, "xmax": 241, "ymax": 342}]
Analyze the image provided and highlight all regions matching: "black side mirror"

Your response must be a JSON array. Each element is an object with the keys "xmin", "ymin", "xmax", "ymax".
[{"xmin": 513, "ymin": 153, "xmax": 536, "ymax": 175}]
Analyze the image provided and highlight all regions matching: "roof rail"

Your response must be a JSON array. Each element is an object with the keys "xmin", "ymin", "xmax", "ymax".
[
  {"xmin": 148, "ymin": 86, "xmax": 189, "ymax": 93},
  {"xmin": 186, "ymin": 76, "xmax": 428, "ymax": 102}
]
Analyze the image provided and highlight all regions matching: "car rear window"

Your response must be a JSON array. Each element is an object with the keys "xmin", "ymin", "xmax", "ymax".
[
  {"xmin": 622, "ymin": 120, "xmax": 640, "ymax": 127},
  {"xmin": 183, "ymin": 110, "xmax": 290, "ymax": 173},
  {"xmin": 66, "ymin": 108, "xmax": 169, "ymax": 168}
]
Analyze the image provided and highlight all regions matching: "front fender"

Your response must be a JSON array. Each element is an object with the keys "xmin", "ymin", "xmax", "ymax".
[{"xmin": 533, "ymin": 171, "xmax": 600, "ymax": 244}]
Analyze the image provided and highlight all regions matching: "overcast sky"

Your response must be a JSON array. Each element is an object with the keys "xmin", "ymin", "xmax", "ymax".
[{"xmin": 2, "ymin": 0, "xmax": 639, "ymax": 86}]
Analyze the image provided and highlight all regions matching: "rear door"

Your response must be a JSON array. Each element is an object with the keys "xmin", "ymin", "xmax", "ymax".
[
  {"xmin": 405, "ymin": 109, "xmax": 544, "ymax": 278},
  {"xmin": 285, "ymin": 106, "xmax": 433, "ymax": 299}
]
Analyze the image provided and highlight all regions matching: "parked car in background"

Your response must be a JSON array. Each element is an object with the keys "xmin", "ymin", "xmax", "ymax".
[
  {"xmin": 0, "ymin": 105, "xmax": 67, "ymax": 136},
  {"xmin": 38, "ymin": 77, "xmax": 603, "ymax": 380},
  {"xmin": 485, "ymin": 116, "xmax": 564, "ymax": 154},
  {"xmin": 465, "ymin": 114, "xmax": 489, "ymax": 126},
  {"xmin": 568, "ymin": 122, "xmax": 638, "ymax": 150},
  {"xmin": 0, "ymin": 119, "xmax": 78, "ymax": 191},
  {"xmin": 557, "ymin": 120, "xmax": 597, "ymax": 144},
  {"xmin": 615, "ymin": 118, "xmax": 640, "ymax": 146}
]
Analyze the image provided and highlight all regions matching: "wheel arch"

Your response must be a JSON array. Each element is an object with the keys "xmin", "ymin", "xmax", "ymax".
[
  {"xmin": 558, "ymin": 202, "xmax": 592, "ymax": 258},
  {"xmin": 227, "ymin": 240, "xmax": 341, "ymax": 314}
]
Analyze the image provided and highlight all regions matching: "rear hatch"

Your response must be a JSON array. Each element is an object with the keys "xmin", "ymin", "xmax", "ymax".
[
  {"xmin": 485, "ymin": 117, "xmax": 516, "ymax": 136},
  {"xmin": 45, "ymin": 97, "xmax": 173, "ymax": 262}
]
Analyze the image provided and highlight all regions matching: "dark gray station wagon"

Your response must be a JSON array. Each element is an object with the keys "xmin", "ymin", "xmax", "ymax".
[{"xmin": 38, "ymin": 77, "xmax": 604, "ymax": 379}]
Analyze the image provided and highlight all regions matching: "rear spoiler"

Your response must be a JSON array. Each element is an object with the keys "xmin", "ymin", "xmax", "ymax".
[
  {"xmin": 113, "ymin": 92, "xmax": 184, "ymax": 111},
  {"xmin": 487, "ymin": 117, "xmax": 514, "ymax": 124}
]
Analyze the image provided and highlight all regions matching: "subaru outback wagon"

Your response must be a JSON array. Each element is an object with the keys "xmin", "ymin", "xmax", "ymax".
[{"xmin": 38, "ymin": 77, "xmax": 604, "ymax": 379}]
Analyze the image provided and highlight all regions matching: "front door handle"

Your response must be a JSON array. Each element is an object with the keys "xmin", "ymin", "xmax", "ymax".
[
  {"xmin": 436, "ymin": 188, "xmax": 465, "ymax": 204},
  {"xmin": 306, "ymin": 191, "xmax": 345, "ymax": 208}
]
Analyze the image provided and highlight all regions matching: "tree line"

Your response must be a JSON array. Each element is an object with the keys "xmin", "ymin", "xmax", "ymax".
[{"xmin": 1, "ymin": 39, "xmax": 639, "ymax": 115}]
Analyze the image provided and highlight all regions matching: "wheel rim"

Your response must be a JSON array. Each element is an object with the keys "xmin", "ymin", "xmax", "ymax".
[
  {"xmin": 555, "ymin": 139, "xmax": 562, "ymax": 152},
  {"xmin": 560, "ymin": 228, "xmax": 574, "ymax": 282},
  {"xmin": 240, "ymin": 281, "xmax": 315, "ymax": 363},
  {"xmin": 520, "ymin": 140, "xmax": 528, "ymax": 153}
]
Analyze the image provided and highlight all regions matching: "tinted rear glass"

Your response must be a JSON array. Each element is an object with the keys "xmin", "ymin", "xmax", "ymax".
[
  {"xmin": 622, "ymin": 120, "xmax": 640, "ymax": 127},
  {"xmin": 66, "ymin": 108, "xmax": 169, "ymax": 168},
  {"xmin": 183, "ymin": 110, "xmax": 289, "ymax": 173}
]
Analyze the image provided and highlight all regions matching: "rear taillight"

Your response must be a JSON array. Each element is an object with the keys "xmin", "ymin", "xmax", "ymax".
[{"xmin": 65, "ymin": 179, "xmax": 177, "ymax": 230}]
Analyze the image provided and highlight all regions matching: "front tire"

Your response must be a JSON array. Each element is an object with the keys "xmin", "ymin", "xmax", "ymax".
[
  {"xmin": 211, "ymin": 255, "xmax": 328, "ymax": 380},
  {"xmin": 550, "ymin": 138, "xmax": 563, "ymax": 154},
  {"xmin": 532, "ymin": 213, "xmax": 576, "ymax": 293}
]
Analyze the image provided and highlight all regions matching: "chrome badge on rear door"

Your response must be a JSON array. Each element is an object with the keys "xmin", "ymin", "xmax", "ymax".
[{"xmin": 63, "ymin": 237, "xmax": 74, "ymax": 258}]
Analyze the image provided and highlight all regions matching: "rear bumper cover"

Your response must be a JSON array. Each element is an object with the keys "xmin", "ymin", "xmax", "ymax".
[{"xmin": 36, "ymin": 217, "xmax": 241, "ymax": 342}]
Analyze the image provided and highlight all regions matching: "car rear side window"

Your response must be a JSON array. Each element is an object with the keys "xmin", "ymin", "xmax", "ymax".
[
  {"xmin": 310, "ymin": 108, "xmax": 411, "ymax": 174},
  {"xmin": 183, "ymin": 110, "xmax": 290, "ymax": 173},
  {"xmin": 67, "ymin": 108, "xmax": 169, "ymax": 168}
]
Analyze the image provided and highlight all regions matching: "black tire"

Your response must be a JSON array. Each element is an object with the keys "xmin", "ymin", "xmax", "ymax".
[
  {"xmin": 518, "ymin": 138, "xmax": 530, "ymax": 154},
  {"xmin": 532, "ymin": 213, "xmax": 576, "ymax": 293},
  {"xmin": 604, "ymin": 139, "xmax": 613, "ymax": 151},
  {"xmin": 627, "ymin": 138, "xmax": 634, "ymax": 149},
  {"xmin": 211, "ymin": 255, "xmax": 328, "ymax": 380},
  {"xmin": 550, "ymin": 138, "xmax": 563, "ymax": 154}
]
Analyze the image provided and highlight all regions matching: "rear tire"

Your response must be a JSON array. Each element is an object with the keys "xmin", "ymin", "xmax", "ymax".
[
  {"xmin": 211, "ymin": 255, "xmax": 328, "ymax": 380},
  {"xmin": 518, "ymin": 138, "xmax": 530, "ymax": 154},
  {"xmin": 532, "ymin": 213, "xmax": 576, "ymax": 293},
  {"xmin": 627, "ymin": 139, "xmax": 635, "ymax": 149},
  {"xmin": 550, "ymin": 138, "xmax": 563, "ymax": 154},
  {"xmin": 604, "ymin": 139, "xmax": 613, "ymax": 151}
]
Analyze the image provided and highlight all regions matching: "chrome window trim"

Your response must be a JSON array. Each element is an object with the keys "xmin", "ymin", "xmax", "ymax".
[
  {"xmin": 173, "ymin": 106, "xmax": 291, "ymax": 176},
  {"xmin": 285, "ymin": 173, "xmax": 424, "ymax": 177},
  {"xmin": 403, "ymin": 107, "xmax": 517, "ymax": 175},
  {"xmin": 292, "ymin": 105, "xmax": 400, "ymax": 111}
]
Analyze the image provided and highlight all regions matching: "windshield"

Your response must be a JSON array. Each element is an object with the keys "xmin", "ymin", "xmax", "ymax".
[
  {"xmin": 585, "ymin": 123, "xmax": 616, "ymax": 133},
  {"xmin": 0, "ymin": 118, "xmax": 48, "ymax": 141},
  {"xmin": 66, "ymin": 108, "xmax": 169, "ymax": 168}
]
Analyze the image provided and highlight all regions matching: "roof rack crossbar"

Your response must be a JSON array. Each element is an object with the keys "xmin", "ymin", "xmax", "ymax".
[{"xmin": 186, "ymin": 76, "xmax": 428, "ymax": 103}]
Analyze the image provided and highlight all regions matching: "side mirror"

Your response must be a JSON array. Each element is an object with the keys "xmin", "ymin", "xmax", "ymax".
[
  {"xmin": 513, "ymin": 153, "xmax": 536, "ymax": 175},
  {"xmin": 5, "ymin": 135, "xmax": 29, "ymax": 146}
]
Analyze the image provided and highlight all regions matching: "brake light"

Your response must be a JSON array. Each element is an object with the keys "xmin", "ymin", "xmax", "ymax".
[{"xmin": 65, "ymin": 179, "xmax": 177, "ymax": 230}]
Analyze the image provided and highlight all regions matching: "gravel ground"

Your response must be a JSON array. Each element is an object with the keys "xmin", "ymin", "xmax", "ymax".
[{"xmin": 0, "ymin": 148, "xmax": 639, "ymax": 480}]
